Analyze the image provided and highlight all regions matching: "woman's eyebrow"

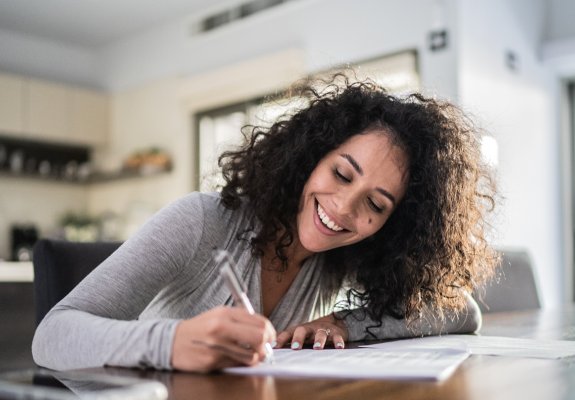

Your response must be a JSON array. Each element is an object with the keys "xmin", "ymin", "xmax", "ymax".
[
  {"xmin": 340, "ymin": 153, "xmax": 397, "ymax": 207},
  {"xmin": 376, "ymin": 188, "xmax": 396, "ymax": 207},
  {"xmin": 340, "ymin": 154, "xmax": 363, "ymax": 175}
]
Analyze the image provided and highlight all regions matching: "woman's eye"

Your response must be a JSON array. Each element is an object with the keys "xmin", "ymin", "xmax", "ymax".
[
  {"xmin": 368, "ymin": 199, "xmax": 384, "ymax": 214},
  {"xmin": 334, "ymin": 168, "xmax": 351, "ymax": 183}
]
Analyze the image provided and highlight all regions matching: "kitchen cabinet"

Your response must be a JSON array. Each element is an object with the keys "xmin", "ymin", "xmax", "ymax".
[
  {"xmin": 70, "ymin": 88, "xmax": 109, "ymax": 146},
  {"xmin": 0, "ymin": 72, "xmax": 25, "ymax": 136},
  {"xmin": 28, "ymin": 79, "xmax": 71, "ymax": 142},
  {"xmin": 0, "ymin": 72, "xmax": 109, "ymax": 146}
]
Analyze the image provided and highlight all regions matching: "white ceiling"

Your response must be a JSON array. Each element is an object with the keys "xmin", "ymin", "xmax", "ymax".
[
  {"xmin": 0, "ymin": 0, "xmax": 233, "ymax": 48},
  {"xmin": 0, "ymin": 0, "xmax": 574, "ymax": 52}
]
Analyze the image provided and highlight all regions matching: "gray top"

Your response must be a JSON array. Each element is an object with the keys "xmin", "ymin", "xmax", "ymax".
[
  {"xmin": 33, "ymin": 192, "xmax": 331, "ymax": 370},
  {"xmin": 32, "ymin": 192, "xmax": 442, "ymax": 371}
]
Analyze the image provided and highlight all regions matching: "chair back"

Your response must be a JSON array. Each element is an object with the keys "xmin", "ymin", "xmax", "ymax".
[
  {"xmin": 32, "ymin": 239, "xmax": 122, "ymax": 326},
  {"xmin": 474, "ymin": 250, "xmax": 541, "ymax": 313}
]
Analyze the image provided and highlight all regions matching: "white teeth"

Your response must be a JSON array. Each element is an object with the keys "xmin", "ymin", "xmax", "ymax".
[{"xmin": 316, "ymin": 203, "xmax": 343, "ymax": 232}]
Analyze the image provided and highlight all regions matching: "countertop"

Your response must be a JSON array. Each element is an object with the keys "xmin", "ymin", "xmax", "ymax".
[{"xmin": 0, "ymin": 261, "xmax": 34, "ymax": 282}]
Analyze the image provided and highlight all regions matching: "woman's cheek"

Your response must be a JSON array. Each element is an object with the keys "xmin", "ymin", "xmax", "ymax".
[{"xmin": 362, "ymin": 218, "xmax": 386, "ymax": 238}]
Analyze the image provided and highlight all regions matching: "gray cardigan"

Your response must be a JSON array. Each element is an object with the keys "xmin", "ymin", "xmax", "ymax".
[{"xmin": 33, "ymin": 192, "xmax": 340, "ymax": 370}]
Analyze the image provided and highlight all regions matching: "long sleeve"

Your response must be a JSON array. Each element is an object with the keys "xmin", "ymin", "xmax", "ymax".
[
  {"xmin": 339, "ymin": 293, "xmax": 482, "ymax": 341},
  {"xmin": 32, "ymin": 192, "xmax": 208, "ymax": 371}
]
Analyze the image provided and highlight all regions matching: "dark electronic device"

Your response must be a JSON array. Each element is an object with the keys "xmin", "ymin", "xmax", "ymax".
[{"xmin": 11, "ymin": 225, "xmax": 38, "ymax": 262}]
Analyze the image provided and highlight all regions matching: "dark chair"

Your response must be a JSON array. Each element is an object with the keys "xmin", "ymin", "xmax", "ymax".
[
  {"xmin": 32, "ymin": 239, "xmax": 122, "ymax": 326},
  {"xmin": 473, "ymin": 250, "xmax": 541, "ymax": 313}
]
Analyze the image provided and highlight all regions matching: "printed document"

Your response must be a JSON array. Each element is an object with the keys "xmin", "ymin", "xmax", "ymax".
[
  {"xmin": 360, "ymin": 335, "xmax": 575, "ymax": 359},
  {"xmin": 225, "ymin": 348, "xmax": 469, "ymax": 381}
]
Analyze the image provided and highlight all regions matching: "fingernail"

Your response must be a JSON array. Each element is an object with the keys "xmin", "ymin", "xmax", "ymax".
[
  {"xmin": 291, "ymin": 342, "xmax": 300, "ymax": 349},
  {"xmin": 337, "ymin": 343, "xmax": 343, "ymax": 348},
  {"xmin": 313, "ymin": 342, "xmax": 321, "ymax": 348},
  {"xmin": 271, "ymin": 341, "xmax": 277, "ymax": 348}
]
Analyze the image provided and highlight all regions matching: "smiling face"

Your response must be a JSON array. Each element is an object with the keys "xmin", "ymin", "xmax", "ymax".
[{"xmin": 297, "ymin": 131, "xmax": 410, "ymax": 253}]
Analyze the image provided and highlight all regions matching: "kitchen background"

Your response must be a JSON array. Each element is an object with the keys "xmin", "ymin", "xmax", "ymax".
[{"xmin": 1, "ymin": 0, "xmax": 575, "ymax": 369}]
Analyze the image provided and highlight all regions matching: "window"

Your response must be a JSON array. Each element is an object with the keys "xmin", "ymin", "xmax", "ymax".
[{"xmin": 194, "ymin": 50, "xmax": 419, "ymax": 193}]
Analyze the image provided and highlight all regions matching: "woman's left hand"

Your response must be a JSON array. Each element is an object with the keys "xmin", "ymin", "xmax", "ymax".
[{"xmin": 274, "ymin": 313, "xmax": 349, "ymax": 350}]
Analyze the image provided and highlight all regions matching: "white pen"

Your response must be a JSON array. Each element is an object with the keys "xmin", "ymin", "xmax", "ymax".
[{"xmin": 213, "ymin": 248, "xmax": 275, "ymax": 365}]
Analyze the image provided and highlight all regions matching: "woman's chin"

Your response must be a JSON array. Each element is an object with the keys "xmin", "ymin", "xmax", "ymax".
[
  {"xmin": 299, "ymin": 237, "xmax": 339, "ymax": 253},
  {"xmin": 298, "ymin": 221, "xmax": 346, "ymax": 253},
  {"xmin": 298, "ymin": 235, "xmax": 322, "ymax": 253}
]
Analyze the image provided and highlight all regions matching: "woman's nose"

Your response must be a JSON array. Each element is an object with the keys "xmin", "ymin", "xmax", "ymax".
[{"xmin": 334, "ymin": 191, "xmax": 359, "ymax": 219}]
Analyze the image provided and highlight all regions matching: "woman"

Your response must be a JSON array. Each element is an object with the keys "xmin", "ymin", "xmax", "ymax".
[{"xmin": 32, "ymin": 74, "xmax": 498, "ymax": 372}]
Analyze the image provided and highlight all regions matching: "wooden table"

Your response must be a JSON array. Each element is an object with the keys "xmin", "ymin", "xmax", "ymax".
[{"xmin": 68, "ymin": 305, "xmax": 575, "ymax": 399}]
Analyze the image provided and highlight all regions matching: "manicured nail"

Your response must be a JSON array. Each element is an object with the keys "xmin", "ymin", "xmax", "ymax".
[
  {"xmin": 337, "ymin": 343, "xmax": 343, "ymax": 348},
  {"xmin": 271, "ymin": 341, "xmax": 277, "ymax": 348},
  {"xmin": 291, "ymin": 342, "xmax": 300, "ymax": 349},
  {"xmin": 313, "ymin": 342, "xmax": 321, "ymax": 348}
]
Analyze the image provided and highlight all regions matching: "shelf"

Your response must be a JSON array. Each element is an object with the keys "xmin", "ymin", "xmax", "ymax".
[
  {"xmin": 0, "ymin": 168, "xmax": 172, "ymax": 185},
  {"xmin": 0, "ymin": 135, "xmax": 172, "ymax": 185},
  {"xmin": 0, "ymin": 262, "xmax": 34, "ymax": 282},
  {"xmin": 85, "ymin": 168, "xmax": 172, "ymax": 184}
]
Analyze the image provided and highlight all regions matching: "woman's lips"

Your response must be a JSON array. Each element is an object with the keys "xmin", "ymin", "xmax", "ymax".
[{"xmin": 313, "ymin": 199, "xmax": 347, "ymax": 236}]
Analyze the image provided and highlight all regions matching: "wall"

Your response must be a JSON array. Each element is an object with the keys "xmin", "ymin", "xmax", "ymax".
[
  {"xmin": 86, "ymin": 77, "xmax": 191, "ymax": 239},
  {"xmin": 458, "ymin": 0, "xmax": 562, "ymax": 307},
  {"xmin": 0, "ymin": 179, "xmax": 88, "ymax": 259},
  {"xmin": 506, "ymin": 0, "xmax": 546, "ymax": 49},
  {"xmin": 541, "ymin": 0, "xmax": 575, "ymax": 77},
  {"xmin": 544, "ymin": 0, "xmax": 575, "ymax": 42}
]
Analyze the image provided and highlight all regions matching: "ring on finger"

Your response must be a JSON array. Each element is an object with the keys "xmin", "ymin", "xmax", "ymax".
[{"xmin": 317, "ymin": 328, "xmax": 330, "ymax": 337}]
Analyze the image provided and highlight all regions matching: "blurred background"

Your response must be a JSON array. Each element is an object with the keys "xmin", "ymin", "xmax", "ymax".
[{"xmin": 0, "ymin": 0, "xmax": 574, "ymax": 369}]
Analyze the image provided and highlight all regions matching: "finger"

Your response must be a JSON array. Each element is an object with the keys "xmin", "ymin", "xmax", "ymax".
[
  {"xmin": 275, "ymin": 329, "xmax": 295, "ymax": 349},
  {"xmin": 217, "ymin": 308, "xmax": 276, "ymax": 339},
  {"xmin": 312, "ymin": 329, "xmax": 328, "ymax": 350},
  {"xmin": 290, "ymin": 326, "xmax": 311, "ymax": 350},
  {"xmin": 192, "ymin": 340, "xmax": 259, "ymax": 367},
  {"xmin": 224, "ymin": 322, "xmax": 275, "ymax": 347},
  {"xmin": 225, "ymin": 308, "xmax": 277, "ymax": 344},
  {"xmin": 216, "ymin": 323, "xmax": 274, "ymax": 360},
  {"xmin": 331, "ymin": 333, "xmax": 345, "ymax": 349},
  {"xmin": 263, "ymin": 319, "xmax": 277, "ymax": 344},
  {"xmin": 179, "ymin": 340, "xmax": 258, "ymax": 372},
  {"xmin": 221, "ymin": 345, "xmax": 259, "ymax": 366}
]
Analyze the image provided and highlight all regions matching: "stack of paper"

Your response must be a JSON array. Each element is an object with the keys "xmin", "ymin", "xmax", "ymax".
[
  {"xmin": 226, "ymin": 335, "xmax": 575, "ymax": 381},
  {"xmin": 360, "ymin": 335, "xmax": 575, "ymax": 359},
  {"xmin": 225, "ymin": 348, "xmax": 469, "ymax": 381}
]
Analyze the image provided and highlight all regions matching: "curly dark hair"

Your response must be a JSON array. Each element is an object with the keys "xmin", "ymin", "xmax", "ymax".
[{"xmin": 219, "ymin": 73, "xmax": 498, "ymax": 329}]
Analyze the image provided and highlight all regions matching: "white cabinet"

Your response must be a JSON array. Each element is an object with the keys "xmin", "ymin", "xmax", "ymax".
[
  {"xmin": 27, "ymin": 79, "xmax": 71, "ymax": 142},
  {"xmin": 0, "ymin": 72, "xmax": 109, "ymax": 146},
  {"xmin": 0, "ymin": 72, "xmax": 25, "ymax": 135},
  {"xmin": 70, "ymin": 88, "xmax": 109, "ymax": 145}
]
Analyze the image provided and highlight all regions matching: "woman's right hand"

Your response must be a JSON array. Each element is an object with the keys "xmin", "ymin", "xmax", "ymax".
[{"xmin": 171, "ymin": 306, "xmax": 276, "ymax": 372}]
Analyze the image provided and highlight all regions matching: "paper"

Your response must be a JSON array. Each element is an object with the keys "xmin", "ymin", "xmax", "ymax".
[
  {"xmin": 360, "ymin": 335, "xmax": 575, "ymax": 359},
  {"xmin": 225, "ymin": 348, "xmax": 469, "ymax": 381}
]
